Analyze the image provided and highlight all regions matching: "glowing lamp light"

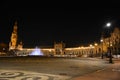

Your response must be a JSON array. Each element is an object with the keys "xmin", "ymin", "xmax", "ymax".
[
  {"xmin": 106, "ymin": 22, "xmax": 111, "ymax": 27},
  {"xmin": 100, "ymin": 39, "xmax": 103, "ymax": 42}
]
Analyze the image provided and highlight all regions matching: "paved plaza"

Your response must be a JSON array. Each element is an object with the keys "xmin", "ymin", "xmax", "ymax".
[
  {"xmin": 0, "ymin": 56, "xmax": 119, "ymax": 80},
  {"xmin": 72, "ymin": 58, "xmax": 120, "ymax": 80}
]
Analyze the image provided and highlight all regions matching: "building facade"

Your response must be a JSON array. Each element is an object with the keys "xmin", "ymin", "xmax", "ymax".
[
  {"xmin": 101, "ymin": 27, "xmax": 120, "ymax": 56},
  {"xmin": 8, "ymin": 21, "xmax": 120, "ymax": 57}
]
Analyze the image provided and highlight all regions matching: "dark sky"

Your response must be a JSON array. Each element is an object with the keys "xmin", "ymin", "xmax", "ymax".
[{"xmin": 0, "ymin": 1, "xmax": 120, "ymax": 48}]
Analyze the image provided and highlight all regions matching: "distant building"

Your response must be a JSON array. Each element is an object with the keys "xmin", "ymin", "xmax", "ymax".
[
  {"xmin": 8, "ymin": 21, "xmax": 120, "ymax": 57},
  {"xmin": 54, "ymin": 41, "xmax": 65, "ymax": 55}
]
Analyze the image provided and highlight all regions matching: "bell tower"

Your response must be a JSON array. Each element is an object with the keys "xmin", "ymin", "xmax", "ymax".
[{"xmin": 9, "ymin": 21, "xmax": 18, "ymax": 50}]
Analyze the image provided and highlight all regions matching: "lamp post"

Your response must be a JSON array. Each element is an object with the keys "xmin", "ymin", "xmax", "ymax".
[
  {"xmin": 90, "ymin": 44, "xmax": 93, "ymax": 57},
  {"xmin": 94, "ymin": 43, "xmax": 98, "ymax": 57},
  {"xmin": 106, "ymin": 22, "xmax": 113, "ymax": 63},
  {"xmin": 100, "ymin": 39, "xmax": 103, "ymax": 59}
]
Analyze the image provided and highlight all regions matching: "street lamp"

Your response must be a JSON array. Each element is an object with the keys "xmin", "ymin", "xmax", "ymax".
[
  {"xmin": 100, "ymin": 39, "xmax": 103, "ymax": 59},
  {"xmin": 106, "ymin": 22, "xmax": 113, "ymax": 63},
  {"xmin": 90, "ymin": 44, "xmax": 93, "ymax": 57},
  {"xmin": 94, "ymin": 43, "xmax": 98, "ymax": 57}
]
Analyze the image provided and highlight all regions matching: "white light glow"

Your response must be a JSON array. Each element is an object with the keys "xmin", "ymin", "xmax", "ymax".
[
  {"xmin": 106, "ymin": 22, "xmax": 111, "ymax": 27},
  {"xmin": 29, "ymin": 47, "xmax": 43, "ymax": 56}
]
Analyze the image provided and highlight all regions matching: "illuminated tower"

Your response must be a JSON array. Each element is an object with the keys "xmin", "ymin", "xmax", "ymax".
[
  {"xmin": 54, "ymin": 41, "xmax": 65, "ymax": 55},
  {"xmin": 9, "ymin": 21, "xmax": 18, "ymax": 50}
]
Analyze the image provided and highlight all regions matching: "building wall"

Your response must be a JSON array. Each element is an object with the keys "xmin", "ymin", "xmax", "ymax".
[
  {"xmin": 101, "ymin": 27, "xmax": 120, "ymax": 55},
  {"xmin": 9, "ymin": 27, "xmax": 120, "ymax": 57}
]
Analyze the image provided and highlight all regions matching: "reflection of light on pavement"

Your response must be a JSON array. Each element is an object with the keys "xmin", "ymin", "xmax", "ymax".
[
  {"xmin": 96, "ymin": 68, "xmax": 105, "ymax": 72},
  {"xmin": 0, "ymin": 70, "xmax": 70, "ymax": 80},
  {"xmin": 112, "ymin": 68, "xmax": 120, "ymax": 72}
]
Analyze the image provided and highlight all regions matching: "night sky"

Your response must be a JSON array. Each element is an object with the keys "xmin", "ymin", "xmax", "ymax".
[{"xmin": 0, "ymin": 1, "xmax": 120, "ymax": 48}]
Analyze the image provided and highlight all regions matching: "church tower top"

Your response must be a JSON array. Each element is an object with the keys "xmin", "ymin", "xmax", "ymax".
[
  {"xmin": 14, "ymin": 20, "xmax": 17, "ymax": 26},
  {"xmin": 13, "ymin": 20, "xmax": 18, "ymax": 33}
]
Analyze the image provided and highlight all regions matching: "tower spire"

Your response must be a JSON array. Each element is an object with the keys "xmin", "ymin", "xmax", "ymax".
[
  {"xmin": 9, "ymin": 21, "xmax": 18, "ymax": 50},
  {"xmin": 15, "ymin": 20, "xmax": 17, "ymax": 25}
]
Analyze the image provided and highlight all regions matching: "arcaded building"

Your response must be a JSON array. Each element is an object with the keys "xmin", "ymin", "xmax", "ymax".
[
  {"xmin": 101, "ymin": 27, "xmax": 120, "ymax": 56},
  {"xmin": 8, "ymin": 21, "xmax": 120, "ymax": 57}
]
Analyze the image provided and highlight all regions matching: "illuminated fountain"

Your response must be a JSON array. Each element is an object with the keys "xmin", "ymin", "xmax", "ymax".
[{"xmin": 29, "ymin": 47, "xmax": 43, "ymax": 56}]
